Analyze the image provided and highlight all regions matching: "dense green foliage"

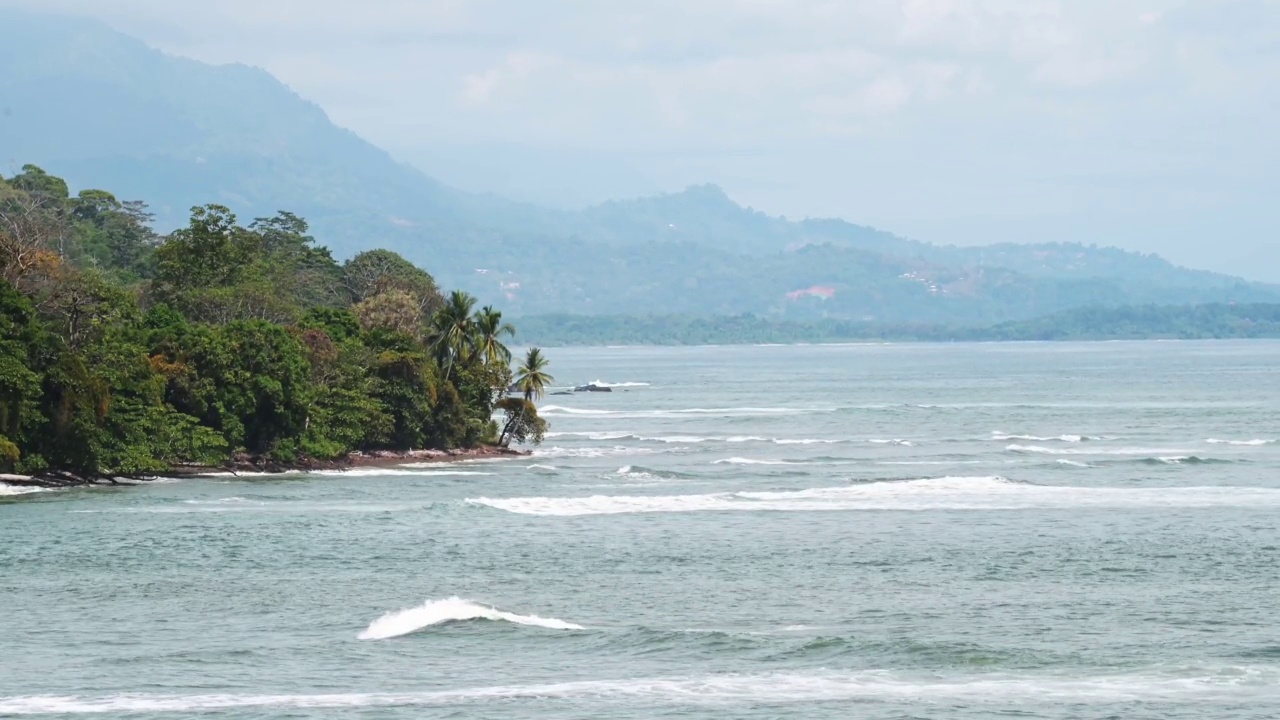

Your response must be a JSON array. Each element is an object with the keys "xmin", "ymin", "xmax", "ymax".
[
  {"xmin": 3, "ymin": 10, "xmax": 1277, "ymax": 328},
  {"xmin": 0, "ymin": 166, "xmax": 545, "ymax": 479},
  {"xmin": 514, "ymin": 305, "xmax": 1280, "ymax": 347}
]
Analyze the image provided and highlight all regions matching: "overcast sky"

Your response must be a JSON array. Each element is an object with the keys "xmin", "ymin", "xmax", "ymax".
[{"xmin": 5, "ymin": 0, "xmax": 1279, "ymax": 278}]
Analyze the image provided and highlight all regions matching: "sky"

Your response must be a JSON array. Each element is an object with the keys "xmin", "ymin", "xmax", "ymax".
[{"xmin": 4, "ymin": 0, "xmax": 1279, "ymax": 278}]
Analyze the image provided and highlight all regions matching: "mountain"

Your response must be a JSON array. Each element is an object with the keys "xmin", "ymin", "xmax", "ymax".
[
  {"xmin": 2, "ymin": 8, "xmax": 1276, "ymax": 327},
  {"xmin": 0, "ymin": 9, "xmax": 557, "ymax": 239}
]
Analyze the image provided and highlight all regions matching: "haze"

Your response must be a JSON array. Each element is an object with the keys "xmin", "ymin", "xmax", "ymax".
[{"xmin": 3, "ymin": 0, "xmax": 1277, "ymax": 280}]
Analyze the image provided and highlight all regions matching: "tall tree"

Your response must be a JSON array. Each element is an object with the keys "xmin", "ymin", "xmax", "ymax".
[
  {"xmin": 514, "ymin": 347, "xmax": 553, "ymax": 401},
  {"xmin": 473, "ymin": 305, "xmax": 514, "ymax": 366},
  {"xmin": 0, "ymin": 180, "xmax": 67, "ymax": 289},
  {"xmin": 429, "ymin": 290, "xmax": 478, "ymax": 379},
  {"xmin": 342, "ymin": 249, "xmax": 443, "ymax": 315}
]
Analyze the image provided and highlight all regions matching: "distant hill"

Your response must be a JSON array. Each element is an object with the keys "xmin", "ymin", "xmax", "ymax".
[
  {"xmin": 515, "ymin": 304, "xmax": 1280, "ymax": 347},
  {"xmin": 0, "ymin": 9, "xmax": 556, "ymax": 239},
  {"xmin": 2, "ymin": 8, "xmax": 1277, "ymax": 327}
]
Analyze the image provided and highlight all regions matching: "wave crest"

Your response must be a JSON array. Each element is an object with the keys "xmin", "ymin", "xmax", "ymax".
[
  {"xmin": 469, "ymin": 477, "xmax": 1280, "ymax": 516},
  {"xmin": 993, "ymin": 432, "xmax": 1111, "ymax": 443},
  {"xmin": 713, "ymin": 457, "xmax": 804, "ymax": 466},
  {"xmin": 358, "ymin": 598, "xmax": 583, "ymax": 640},
  {"xmin": 8, "ymin": 665, "xmax": 1275, "ymax": 713},
  {"xmin": 537, "ymin": 406, "xmax": 830, "ymax": 419},
  {"xmin": 0, "ymin": 485, "xmax": 49, "ymax": 497},
  {"xmin": 1006, "ymin": 444, "xmax": 1194, "ymax": 457}
]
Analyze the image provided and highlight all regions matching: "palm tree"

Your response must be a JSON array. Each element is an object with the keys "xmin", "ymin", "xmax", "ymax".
[
  {"xmin": 514, "ymin": 347, "xmax": 554, "ymax": 401},
  {"xmin": 473, "ymin": 305, "xmax": 515, "ymax": 366},
  {"xmin": 429, "ymin": 290, "xmax": 477, "ymax": 379}
]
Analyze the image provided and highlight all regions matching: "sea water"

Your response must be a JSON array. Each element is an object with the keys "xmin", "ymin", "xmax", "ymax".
[{"xmin": 3, "ymin": 341, "xmax": 1280, "ymax": 719}]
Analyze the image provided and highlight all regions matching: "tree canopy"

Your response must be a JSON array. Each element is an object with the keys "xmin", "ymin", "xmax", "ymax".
[{"xmin": 0, "ymin": 166, "xmax": 546, "ymax": 481}]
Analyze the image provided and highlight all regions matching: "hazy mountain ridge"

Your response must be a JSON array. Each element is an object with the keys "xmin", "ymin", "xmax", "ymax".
[{"xmin": 2, "ymin": 8, "xmax": 1275, "ymax": 326}]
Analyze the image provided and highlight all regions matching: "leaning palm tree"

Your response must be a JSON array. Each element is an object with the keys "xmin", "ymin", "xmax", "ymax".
[
  {"xmin": 473, "ymin": 305, "xmax": 515, "ymax": 366},
  {"xmin": 514, "ymin": 347, "xmax": 554, "ymax": 401},
  {"xmin": 429, "ymin": 290, "xmax": 477, "ymax": 379}
]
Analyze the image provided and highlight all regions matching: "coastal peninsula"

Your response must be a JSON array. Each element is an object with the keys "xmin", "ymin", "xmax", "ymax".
[{"xmin": 1, "ymin": 166, "xmax": 551, "ymax": 488}]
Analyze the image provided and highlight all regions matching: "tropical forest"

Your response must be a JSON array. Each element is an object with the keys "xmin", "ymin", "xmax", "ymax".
[{"xmin": 0, "ymin": 165, "xmax": 551, "ymax": 485}]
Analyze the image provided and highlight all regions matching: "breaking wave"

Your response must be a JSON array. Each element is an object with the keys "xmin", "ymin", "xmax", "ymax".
[
  {"xmin": 1006, "ymin": 444, "xmax": 1195, "ymax": 457},
  {"xmin": 1207, "ymin": 439, "xmax": 1275, "ymax": 446},
  {"xmin": 1140, "ymin": 456, "xmax": 1234, "ymax": 466},
  {"xmin": 0, "ymin": 485, "xmax": 49, "ymax": 497},
  {"xmin": 545, "ymin": 431, "xmax": 637, "ymax": 440},
  {"xmin": 993, "ymin": 432, "xmax": 1112, "ymax": 443},
  {"xmin": 712, "ymin": 458, "xmax": 805, "ymax": 466},
  {"xmin": 545, "ymin": 432, "xmax": 851, "ymax": 446},
  {"xmin": 357, "ymin": 598, "xmax": 583, "ymax": 640},
  {"xmin": 533, "ymin": 446, "xmax": 669, "ymax": 459},
  {"xmin": 587, "ymin": 380, "xmax": 651, "ymax": 388},
  {"xmin": 468, "ymin": 477, "xmax": 1280, "ymax": 516},
  {"xmin": 615, "ymin": 466, "xmax": 691, "ymax": 481},
  {"xmin": 6, "ymin": 665, "xmax": 1276, "ymax": 713},
  {"xmin": 538, "ymin": 405, "xmax": 831, "ymax": 419},
  {"xmin": 311, "ymin": 469, "xmax": 494, "ymax": 478}
]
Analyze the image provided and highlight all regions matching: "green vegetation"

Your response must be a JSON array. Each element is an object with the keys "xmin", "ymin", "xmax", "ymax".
[
  {"xmin": 514, "ymin": 305, "xmax": 1280, "ymax": 347},
  {"xmin": 0, "ymin": 166, "xmax": 546, "ymax": 484}
]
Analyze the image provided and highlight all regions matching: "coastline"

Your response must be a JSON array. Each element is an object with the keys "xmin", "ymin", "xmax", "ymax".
[{"xmin": 1, "ymin": 446, "xmax": 530, "ymax": 490}]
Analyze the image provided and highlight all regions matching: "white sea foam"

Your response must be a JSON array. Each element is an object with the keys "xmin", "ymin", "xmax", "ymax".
[
  {"xmin": 533, "ymin": 446, "xmax": 667, "ymax": 459},
  {"xmin": 613, "ymin": 466, "xmax": 661, "ymax": 482},
  {"xmin": 1056, "ymin": 460, "xmax": 1094, "ymax": 468},
  {"xmin": 547, "ymin": 433, "xmax": 844, "ymax": 446},
  {"xmin": 71, "ymin": 501, "xmax": 428, "ymax": 515},
  {"xmin": 5, "ymin": 666, "xmax": 1275, "ymax": 713},
  {"xmin": 712, "ymin": 458, "xmax": 803, "ymax": 466},
  {"xmin": 182, "ymin": 497, "xmax": 251, "ymax": 505},
  {"xmin": 877, "ymin": 461, "xmax": 986, "ymax": 466},
  {"xmin": 310, "ymin": 469, "xmax": 494, "ymax": 477},
  {"xmin": 545, "ymin": 431, "xmax": 637, "ymax": 440},
  {"xmin": 202, "ymin": 470, "xmax": 305, "ymax": 478},
  {"xmin": 588, "ymin": 380, "xmax": 651, "ymax": 388},
  {"xmin": 526, "ymin": 464, "xmax": 559, "ymax": 471},
  {"xmin": 1006, "ymin": 444, "xmax": 1194, "ymax": 457},
  {"xmin": 357, "ymin": 598, "xmax": 583, "ymax": 640},
  {"xmin": 869, "ymin": 439, "xmax": 916, "ymax": 446},
  {"xmin": 538, "ymin": 405, "xmax": 618, "ymax": 415},
  {"xmin": 0, "ymin": 485, "xmax": 48, "ymax": 497},
  {"xmin": 994, "ymin": 432, "xmax": 1098, "ymax": 443},
  {"xmin": 538, "ymin": 405, "xmax": 829, "ymax": 419},
  {"xmin": 469, "ymin": 477, "xmax": 1280, "ymax": 516},
  {"xmin": 1207, "ymin": 438, "xmax": 1275, "ymax": 446}
]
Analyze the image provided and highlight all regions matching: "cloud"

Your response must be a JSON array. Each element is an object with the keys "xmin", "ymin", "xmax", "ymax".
[
  {"xmin": 1, "ymin": 0, "xmax": 1278, "ymax": 277},
  {"xmin": 3, "ymin": 0, "xmax": 1258, "ymax": 143}
]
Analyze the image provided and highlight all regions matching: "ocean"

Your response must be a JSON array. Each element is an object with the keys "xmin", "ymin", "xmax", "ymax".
[{"xmin": 3, "ymin": 341, "xmax": 1280, "ymax": 719}]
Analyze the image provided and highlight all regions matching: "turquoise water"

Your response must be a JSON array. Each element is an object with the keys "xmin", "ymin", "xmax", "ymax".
[{"xmin": 4, "ymin": 341, "xmax": 1280, "ymax": 718}]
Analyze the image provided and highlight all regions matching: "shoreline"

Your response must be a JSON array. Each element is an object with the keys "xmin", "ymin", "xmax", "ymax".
[{"xmin": 1, "ymin": 446, "xmax": 530, "ymax": 490}]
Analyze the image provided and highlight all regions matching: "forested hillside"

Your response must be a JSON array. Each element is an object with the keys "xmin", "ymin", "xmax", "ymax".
[
  {"xmin": 0, "ymin": 166, "xmax": 549, "ymax": 483},
  {"xmin": 515, "ymin": 305, "xmax": 1280, "ymax": 346}
]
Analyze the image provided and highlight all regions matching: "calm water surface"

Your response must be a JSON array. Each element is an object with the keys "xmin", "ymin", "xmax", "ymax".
[{"xmin": 3, "ymin": 341, "xmax": 1280, "ymax": 719}]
